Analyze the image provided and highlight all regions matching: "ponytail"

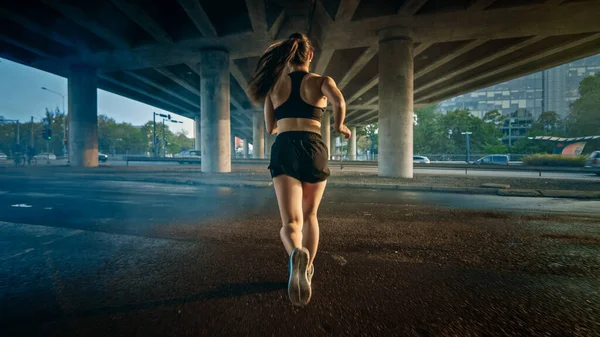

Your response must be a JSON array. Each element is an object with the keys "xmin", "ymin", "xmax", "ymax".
[{"xmin": 248, "ymin": 33, "xmax": 313, "ymax": 105}]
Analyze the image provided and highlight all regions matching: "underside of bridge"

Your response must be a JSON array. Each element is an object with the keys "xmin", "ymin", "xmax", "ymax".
[{"xmin": 1, "ymin": 0, "xmax": 599, "ymax": 173}]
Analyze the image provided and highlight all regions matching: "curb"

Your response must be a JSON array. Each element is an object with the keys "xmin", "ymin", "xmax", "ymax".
[{"xmin": 43, "ymin": 174, "xmax": 600, "ymax": 200}]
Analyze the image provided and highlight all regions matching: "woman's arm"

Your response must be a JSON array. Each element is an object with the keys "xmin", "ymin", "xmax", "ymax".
[
  {"xmin": 321, "ymin": 76, "xmax": 350, "ymax": 139},
  {"xmin": 264, "ymin": 95, "xmax": 278, "ymax": 134}
]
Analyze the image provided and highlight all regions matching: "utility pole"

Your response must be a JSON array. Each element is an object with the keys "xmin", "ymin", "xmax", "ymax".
[
  {"xmin": 16, "ymin": 120, "xmax": 20, "ymax": 144},
  {"xmin": 508, "ymin": 118, "xmax": 514, "ymax": 148},
  {"xmin": 461, "ymin": 131, "xmax": 472, "ymax": 163},
  {"xmin": 162, "ymin": 118, "xmax": 166, "ymax": 157},
  {"xmin": 30, "ymin": 116, "xmax": 34, "ymax": 147},
  {"xmin": 153, "ymin": 112, "xmax": 157, "ymax": 157}
]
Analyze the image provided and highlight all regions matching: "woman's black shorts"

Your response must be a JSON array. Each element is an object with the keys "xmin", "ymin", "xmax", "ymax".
[{"xmin": 268, "ymin": 131, "xmax": 330, "ymax": 183}]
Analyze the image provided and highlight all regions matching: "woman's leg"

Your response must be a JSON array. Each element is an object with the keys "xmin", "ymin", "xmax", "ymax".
[
  {"xmin": 301, "ymin": 180, "xmax": 327, "ymax": 268},
  {"xmin": 273, "ymin": 175, "xmax": 304, "ymax": 255}
]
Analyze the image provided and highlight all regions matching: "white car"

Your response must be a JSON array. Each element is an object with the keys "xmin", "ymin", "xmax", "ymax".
[
  {"xmin": 413, "ymin": 155, "xmax": 431, "ymax": 164},
  {"xmin": 0, "ymin": 152, "xmax": 7, "ymax": 160},
  {"xmin": 34, "ymin": 153, "xmax": 57, "ymax": 160},
  {"xmin": 585, "ymin": 151, "xmax": 600, "ymax": 176},
  {"xmin": 174, "ymin": 150, "xmax": 201, "ymax": 158}
]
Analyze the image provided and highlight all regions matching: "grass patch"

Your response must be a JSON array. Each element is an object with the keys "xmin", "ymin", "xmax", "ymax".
[{"xmin": 522, "ymin": 154, "xmax": 587, "ymax": 167}]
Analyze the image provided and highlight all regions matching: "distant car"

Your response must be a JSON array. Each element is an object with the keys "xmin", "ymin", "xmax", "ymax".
[
  {"xmin": 175, "ymin": 150, "xmax": 201, "ymax": 164},
  {"xmin": 0, "ymin": 152, "xmax": 7, "ymax": 160},
  {"xmin": 413, "ymin": 155, "xmax": 430, "ymax": 164},
  {"xmin": 174, "ymin": 150, "xmax": 201, "ymax": 158},
  {"xmin": 98, "ymin": 153, "xmax": 108, "ymax": 162},
  {"xmin": 34, "ymin": 153, "xmax": 57, "ymax": 160},
  {"xmin": 471, "ymin": 155, "xmax": 510, "ymax": 166},
  {"xmin": 585, "ymin": 151, "xmax": 600, "ymax": 175}
]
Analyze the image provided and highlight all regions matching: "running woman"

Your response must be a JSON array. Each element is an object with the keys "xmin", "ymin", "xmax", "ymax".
[{"xmin": 248, "ymin": 33, "xmax": 350, "ymax": 306}]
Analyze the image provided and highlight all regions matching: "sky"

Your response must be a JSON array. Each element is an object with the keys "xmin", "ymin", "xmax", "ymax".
[{"xmin": 0, "ymin": 58, "xmax": 194, "ymax": 136}]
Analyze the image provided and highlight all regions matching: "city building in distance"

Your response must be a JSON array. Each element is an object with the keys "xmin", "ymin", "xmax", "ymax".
[{"xmin": 438, "ymin": 54, "xmax": 600, "ymax": 119}]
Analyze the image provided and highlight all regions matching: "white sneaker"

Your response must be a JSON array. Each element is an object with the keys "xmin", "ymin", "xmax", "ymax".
[
  {"xmin": 288, "ymin": 248, "xmax": 312, "ymax": 306},
  {"xmin": 307, "ymin": 264, "xmax": 314, "ymax": 286}
]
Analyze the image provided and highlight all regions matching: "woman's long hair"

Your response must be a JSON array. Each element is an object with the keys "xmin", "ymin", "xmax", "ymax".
[{"xmin": 248, "ymin": 33, "xmax": 314, "ymax": 104}]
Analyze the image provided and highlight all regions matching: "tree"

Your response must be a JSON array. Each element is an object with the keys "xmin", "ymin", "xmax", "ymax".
[
  {"xmin": 356, "ymin": 122, "xmax": 378, "ymax": 158},
  {"xmin": 511, "ymin": 111, "xmax": 566, "ymax": 154},
  {"xmin": 567, "ymin": 72, "xmax": 600, "ymax": 137}
]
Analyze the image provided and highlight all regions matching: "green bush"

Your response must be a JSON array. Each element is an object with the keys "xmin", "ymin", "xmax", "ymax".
[{"xmin": 522, "ymin": 154, "xmax": 587, "ymax": 167}]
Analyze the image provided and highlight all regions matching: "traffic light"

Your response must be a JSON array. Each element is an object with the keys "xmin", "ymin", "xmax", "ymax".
[{"xmin": 43, "ymin": 128, "xmax": 52, "ymax": 140}]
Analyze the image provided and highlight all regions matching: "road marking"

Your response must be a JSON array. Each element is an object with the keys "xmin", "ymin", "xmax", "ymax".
[
  {"xmin": 1, "ymin": 248, "xmax": 35, "ymax": 261},
  {"xmin": 41, "ymin": 230, "xmax": 83, "ymax": 245}
]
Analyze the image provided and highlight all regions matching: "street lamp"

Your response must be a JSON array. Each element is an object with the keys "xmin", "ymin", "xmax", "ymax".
[
  {"xmin": 161, "ymin": 119, "xmax": 183, "ymax": 157},
  {"xmin": 113, "ymin": 138, "xmax": 122, "ymax": 157},
  {"xmin": 152, "ymin": 112, "xmax": 169, "ymax": 157},
  {"xmin": 41, "ymin": 87, "xmax": 67, "ymax": 161},
  {"xmin": 461, "ymin": 131, "xmax": 473, "ymax": 163}
]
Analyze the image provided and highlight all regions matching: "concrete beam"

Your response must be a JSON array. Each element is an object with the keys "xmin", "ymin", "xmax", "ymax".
[
  {"xmin": 415, "ymin": 35, "xmax": 546, "ymax": 95},
  {"xmin": 269, "ymin": 10, "xmax": 286, "ymax": 40},
  {"xmin": 111, "ymin": 0, "xmax": 173, "ymax": 43},
  {"xmin": 350, "ymin": 109, "xmax": 378, "ymax": 125},
  {"xmin": 346, "ymin": 76, "xmax": 379, "ymax": 105},
  {"xmin": 40, "ymin": 0, "xmax": 129, "ymax": 49},
  {"xmin": 413, "ymin": 42, "xmax": 433, "ymax": 56},
  {"xmin": 343, "ymin": 38, "xmax": 428, "ymax": 111},
  {"xmin": 418, "ymin": 43, "xmax": 600, "ymax": 105},
  {"xmin": 466, "ymin": 0, "xmax": 498, "ymax": 12},
  {"xmin": 398, "ymin": 0, "xmax": 429, "ymax": 15},
  {"xmin": 314, "ymin": 48, "xmax": 335, "ymax": 75},
  {"xmin": 417, "ymin": 39, "xmax": 600, "ymax": 104},
  {"xmin": 176, "ymin": 0, "xmax": 218, "ymax": 37},
  {"xmin": 417, "ymin": 33, "xmax": 600, "ymax": 103},
  {"xmin": 246, "ymin": 0, "xmax": 268, "ymax": 33},
  {"xmin": 325, "ymin": 2, "xmax": 600, "ymax": 48},
  {"xmin": 99, "ymin": 75, "xmax": 196, "ymax": 114},
  {"xmin": 154, "ymin": 68, "xmax": 200, "ymax": 96},
  {"xmin": 414, "ymin": 39, "xmax": 487, "ymax": 80},
  {"xmin": 335, "ymin": 0, "xmax": 361, "ymax": 21},
  {"xmin": 124, "ymin": 71, "xmax": 199, "ymax": 108},
  {"xmin": 0, "ymin": 35, "xmax": 53, "ymax": 59},
  {"xmin": 338, "ymin": 45, "xmax": 378, "ymax": 90},
  {"xmin": 0, "ymin": 8, "xmax": 79, "ymax": 51}
]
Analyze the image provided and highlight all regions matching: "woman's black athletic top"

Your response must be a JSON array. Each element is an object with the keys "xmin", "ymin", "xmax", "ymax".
[{"xmin": 273, "ymin": 71, "xmax": 325, "ymax": 122}]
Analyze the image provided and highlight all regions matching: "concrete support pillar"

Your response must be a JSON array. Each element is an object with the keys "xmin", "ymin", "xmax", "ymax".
[
  {"xmin": 349, "ymin": 126, "xmax": 357, "ymax": 160},
  {"xmin": 242, "ymin": 138, "xmax": 249, "ymax": 158},
  {"xmin": 378, "ymin": 27, "xmax": 414, "ymax": 178},
  {"xmin": 199, "ymin": 49, "xmax": 230, "ymax": 173},
  {"xmin": 320, "ymin": 112, "xmax": 331, "ymax": 158},
  {"xmin": 252, "ymin": 111, "xmax": 264, "ymax": 159},
  {"xmin": 68, "ymin": 65, "xmax": 98, "ymax": 167},
  {"xmin": 330, "ymin": 135, "xmax": 337, "ymax": 159},
  {"xmin": 194, "ymin": 115, "xmax": 201, "ymax": 151},
  {"xmin": 265, "ymin": 133, "xmax": 275, "ymax": 158},
  {"xmin": 231, "ymin": 135, "xmax": 236, "ymax": 158}
]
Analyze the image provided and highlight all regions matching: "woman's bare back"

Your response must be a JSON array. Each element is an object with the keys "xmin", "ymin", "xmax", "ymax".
[{"xmin": 269, "ymin": 71, "xmax": 327, "ymax": 134}]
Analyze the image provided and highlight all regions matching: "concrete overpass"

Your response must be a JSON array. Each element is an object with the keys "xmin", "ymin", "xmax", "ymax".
[{"xmin": 1, "ymin": 0, "xmax": 599, "ymax": 176}]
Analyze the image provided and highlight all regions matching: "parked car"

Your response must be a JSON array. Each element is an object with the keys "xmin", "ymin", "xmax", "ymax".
[
  {"xmin": 34, "ymin": 152, "xmax": 57, "ymax": 160},
  {"xmin": 413, "ymin": 155, "xmax": 430, "ymax": 164},
  {"xmin": 585, "ymin": 151, "xmax": 600, "ymax": 175},
  {"xmin": 471, "ymin": 155, "xmax": 510, "ymax": 166},
  {"xmin": 174, "ymin": 150, "xmax": 201, "ymax": 158},
  {"xmin": 99, "ymin": 153, "xmax": 108, "ymax": 162},
  {"xmin": 0, "ymin": 152, "xmax": 7, "ymax": 160}
]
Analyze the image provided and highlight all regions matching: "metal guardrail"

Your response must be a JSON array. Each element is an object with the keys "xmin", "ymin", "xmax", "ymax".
[
  {"xmin": 124, "ymin": 157, "xmax": 599, "ymax": 176},
  {"xmin": 124, "ymin": 156, "xmax": 201, "ymax": 166}
]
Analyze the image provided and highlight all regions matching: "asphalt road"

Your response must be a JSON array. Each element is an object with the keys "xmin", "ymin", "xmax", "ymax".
[
  {"xmin": 3, "ymin": 158, "xmax": 596, "ymax": 181},
  {"xmin": 1, "ymin": 174, "xmax": 599, "ymax": 336}
]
